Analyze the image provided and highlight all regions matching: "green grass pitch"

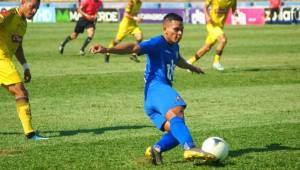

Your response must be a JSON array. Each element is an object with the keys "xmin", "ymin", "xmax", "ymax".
[{"xmin": 0, "ymin": 23, "xmax": 299, "ymax": 169}]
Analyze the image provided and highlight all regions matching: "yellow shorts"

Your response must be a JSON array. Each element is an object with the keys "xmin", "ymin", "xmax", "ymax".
[
  {"xmin": 205, "ymin": 23, "xmax": 225, "ymax": 44},
  {"xmin": 116, "ymin": 21, "xmax": 142, "ymax": 42},
  {"xmin": 0, "ymin": 58, "xmax": 22, "ymax": 86}
]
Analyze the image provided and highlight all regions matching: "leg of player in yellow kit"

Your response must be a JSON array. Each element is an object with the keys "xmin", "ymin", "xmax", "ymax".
[
  {"xmin": 105, "ymin": 23, "xmax": 128, "ymax": 63},
  {"xmin": 1, "ymin": 60, "xmax": 48, "ymax": 140},
  {"xmin": 212, "ymin": 29, "xmax": 227, "ymax": 71},
  {"xmin": 130, "ymin": 27, "xmax": 143, "ymax": 63},
  {"xmin": 187, "ymin": 23, "xmax": 216, "ymax": 65}
]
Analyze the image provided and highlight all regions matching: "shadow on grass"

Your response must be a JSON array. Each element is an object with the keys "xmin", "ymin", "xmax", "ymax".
[
  {"xmin": 230, "ymin": 143, "xmax": 300, "ymax": 157},
  {"xmin": 0, "ymin": 125, "xmax": 152, "ymax": 137},
  {"xmin": 172, "ymin": 143, "xmax": 299, "ymax": 167},
  {"xmin": 229, "ymin": 66, "xmax": 299, "ymax": 73}
]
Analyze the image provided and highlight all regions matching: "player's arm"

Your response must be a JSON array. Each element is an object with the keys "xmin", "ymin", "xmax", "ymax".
[
  {"xmin": 177, "ymin": 56, "xmax": 204, "ymax": 74},
  {"xmin": 204, "ymin": 0, "xmax": 213, "ymax": 24},
  {"xmin": 124, "ymin": 0, "xmax": 142, "ymax": 22},
  {"xmin": 15, "ymin": 41, "xmax": 31, "ymax": 83},
  {"xmin": 232, "ymin": 0, "xmax": 238, "ymax": 16},
  {"xmin": 90, "ymin": 43, "xmax": 141, "ymax": 55}
]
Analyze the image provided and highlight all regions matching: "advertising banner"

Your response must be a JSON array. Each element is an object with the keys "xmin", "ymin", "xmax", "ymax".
[
  {"xmin": 56, "ymin": 8, "xmax": 119, "ymax": 23},
  {"xmin": 226, "ymin": 8, "xmax": 265, "ymax": 25},
  {"xmin": 33, "ymin": 6, "xmax": 56, "ymax": 23},
  {"xmin": 189, "ymin": 8, "xmax": 206, "ymax": 24},
  {"xmin": 120, "ymin": 8, "xmax": 186, "ymax": 23},
  {"xmin": 265, "ymin": 7, "xmax": 300, "ymax": 24},
  {"xmin": 189, "ymin": 8, "xmax": 265, "ymax": 25}
]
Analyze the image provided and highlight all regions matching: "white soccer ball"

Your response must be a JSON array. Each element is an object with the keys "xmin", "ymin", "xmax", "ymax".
[{"xmin": 201, "ymin": 137, "xmax": 229, "ymax": 161}]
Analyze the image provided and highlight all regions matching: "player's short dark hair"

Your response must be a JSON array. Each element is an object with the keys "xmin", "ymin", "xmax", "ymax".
[{"xmin": 163, "ymin": 13, "xmax": 183, "ymax": 23}]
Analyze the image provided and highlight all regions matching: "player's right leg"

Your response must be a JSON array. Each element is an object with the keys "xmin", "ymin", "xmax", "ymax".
[
  {"xmin": 59, "ymin": 32, "xmax": 78, "ymax": 55},
  {"xmin": 6, "ymin": 83, "xmax": 48, "ymax": 140},
  {"xmin": 143, "ymin": 110, "xmax": 178, "ymax": 165},
  {"xmin": 59, "ymin": 18, "xmax": 85, "ymax": 54},
  {"xmin": 0, "ymin": 60, "xmax": 48, "ymax": 140},
  {"xmin": 213, "ymin": 34, "xmax": 227, "ymax": 71}
]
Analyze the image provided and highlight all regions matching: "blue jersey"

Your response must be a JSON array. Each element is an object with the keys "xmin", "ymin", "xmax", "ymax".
[{"xmin": 139, "ymin": 35, "xmax": 181, "ymax": 86}]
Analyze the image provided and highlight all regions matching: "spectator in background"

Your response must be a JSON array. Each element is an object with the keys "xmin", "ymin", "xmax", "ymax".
[{"xmin": 269, "ymin": 0, "xmax": 281, "ymax": 24}]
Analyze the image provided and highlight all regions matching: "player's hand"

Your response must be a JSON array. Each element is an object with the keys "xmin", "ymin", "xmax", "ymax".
[
  {"xmin": 85, "ymin": 14, "xmax": 96, "ymax": 21},
  {"xmin": 90, "ymin": 15, "xmax": 97, "ymax": 21},
  {"xmin": 24, "ymin": 69, "xmax": 31, "ymax": 83},
  {"xmin": 90, "ymin": 44, "xmax": 106, "ymax": 54},
  {"xmin": 136, "ymin": 17, "xmax": 143, "ymax": 23},
  {"xmin": 233, "ymin": 11, "xmax": 239, "ymax": 17},
  {"xmin": 191, "ymin": 66, "xmax": 205, "ymax": 74},
  {"xmin": 206, "ymin": 15, "xmax": 213, "ymax": 24}
]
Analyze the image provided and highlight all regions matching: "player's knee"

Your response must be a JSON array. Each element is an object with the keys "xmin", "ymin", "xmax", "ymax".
[
  {"xmin": 202, "ymin": 46, "xmax": 211, "ymax": 53},
  {"xmin": 71, "ymin": 33, "xmax": 77, "ymax": 39},
  {"xmin": 136, "ymin": 38, "xmax": 143, "ymax": 43},
  {"xmin": 165, "ymin": 106, "xmax": 185, "ymax": 121},
  {"xmin": 8, "ymin": 84, "xmax": 28, "ymax": 98},
  {"xmin": 163, "ymin": 121, "xmax": 170, "ymax": 132},
  {"xmin": 87, "ymin": 37, "xmax": 93, "ymax": 42},
  {"xmin": 220, "ymin": 37, "xmax": 227, "ymax": 45}
]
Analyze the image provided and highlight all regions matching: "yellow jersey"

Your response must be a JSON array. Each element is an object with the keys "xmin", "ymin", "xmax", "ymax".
[
  {"xmin": 122, "ymin": 0, "xmax": 142, "ymax": 24},
  {"xmin": 0, "ymin": 8, "xmax": 27, "ymax": 60},
  {"xmin": 205, "ymin": 0, "xmax": 236, "ymax": 27}
]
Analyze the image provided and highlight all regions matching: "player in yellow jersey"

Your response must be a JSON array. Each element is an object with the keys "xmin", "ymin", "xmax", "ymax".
[
  {"xmin": 105, "ymin": 0, "xmax": 143, "ymax": 63},
  {"xmin": 0, "ymin": 0, "xmax": 48, "ymax": 140},
  {"xmin": 187, "ymin": 0, "xmax": 237, "ymax": 71}
]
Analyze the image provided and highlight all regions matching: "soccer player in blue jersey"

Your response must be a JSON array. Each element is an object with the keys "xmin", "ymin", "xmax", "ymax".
[{"xmin": 90, "ymin": 13, "xmax": 216, "ymax": 165}]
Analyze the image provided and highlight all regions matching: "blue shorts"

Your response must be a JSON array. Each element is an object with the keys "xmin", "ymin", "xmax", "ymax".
[{"xmin": 144, "ymin": 81, "xmax": 186, "ymax": 131}]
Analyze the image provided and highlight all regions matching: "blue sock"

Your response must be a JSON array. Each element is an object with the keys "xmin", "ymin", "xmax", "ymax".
[
  {"xmin": 154, "ymin": 133, "xmax": 179, "ymax": 152},
  {"xmin": 170, "ymin": 117, "xmax": 195, "ymax": 150}
]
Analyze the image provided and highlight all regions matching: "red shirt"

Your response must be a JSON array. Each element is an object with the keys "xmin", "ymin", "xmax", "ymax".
[
  {"xmin": 269, "ymin": 0, "xmax": 281, "ymax": 9},
  {"xmin": 80, "ymin": 0, "xmax": 102, "ymax": 15}
]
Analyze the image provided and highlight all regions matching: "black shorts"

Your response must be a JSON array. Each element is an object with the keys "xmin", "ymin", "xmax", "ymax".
[{"xmin": 74, "ymin": 17, "xmax": 96, "ymax": 34}]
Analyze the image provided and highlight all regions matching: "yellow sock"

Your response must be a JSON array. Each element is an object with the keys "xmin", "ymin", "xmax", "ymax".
[
  {"xmin": 16, "ymin": 101, "xmax": 34, "ymax": 135},
  {"xmin": 187, "ymin": 56, "xmax": 198, "ymax": 64},
  {"xmin": 108, "ymin": 41, "xmax": 115, "ymax": 48},
  {"xmin": 213, "ymin": 54, "xmax": 221, "ymax": 64}
]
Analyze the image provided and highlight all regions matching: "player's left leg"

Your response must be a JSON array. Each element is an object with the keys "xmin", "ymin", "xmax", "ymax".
[
  {"xmin": 213, "ymin": 33, "xmax": 227, "ymax": 71},
  {"xmin": 79, "ymin": 26, "xmax": 95, "ymax": 55},
  {"xmin": 187, "ymin": 23, "xmax": 216, "ymax": 65},
  {"xmin": 5, "ymin": 83, "xmax": 48, "ymax": 140}
]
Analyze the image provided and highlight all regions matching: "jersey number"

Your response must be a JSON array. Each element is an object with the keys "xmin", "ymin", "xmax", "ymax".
[{"xmin": 167, "ymin": 60, "xmax": 175, "ymax": 81}]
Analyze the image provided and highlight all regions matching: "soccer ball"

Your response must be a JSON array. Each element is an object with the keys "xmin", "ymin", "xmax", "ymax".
[{"xmin": 201, "ymin": 137, "xmax": 229, "ymax": 161}]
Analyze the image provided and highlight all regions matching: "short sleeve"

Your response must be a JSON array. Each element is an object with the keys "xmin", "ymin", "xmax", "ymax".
[
  {"xmin": 138, "ymin": 38, "xmax": 158, "ymax": 56},
  {"xmin": 80, "ymin": 0, "xmax": 88, "ymax": 9}
]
